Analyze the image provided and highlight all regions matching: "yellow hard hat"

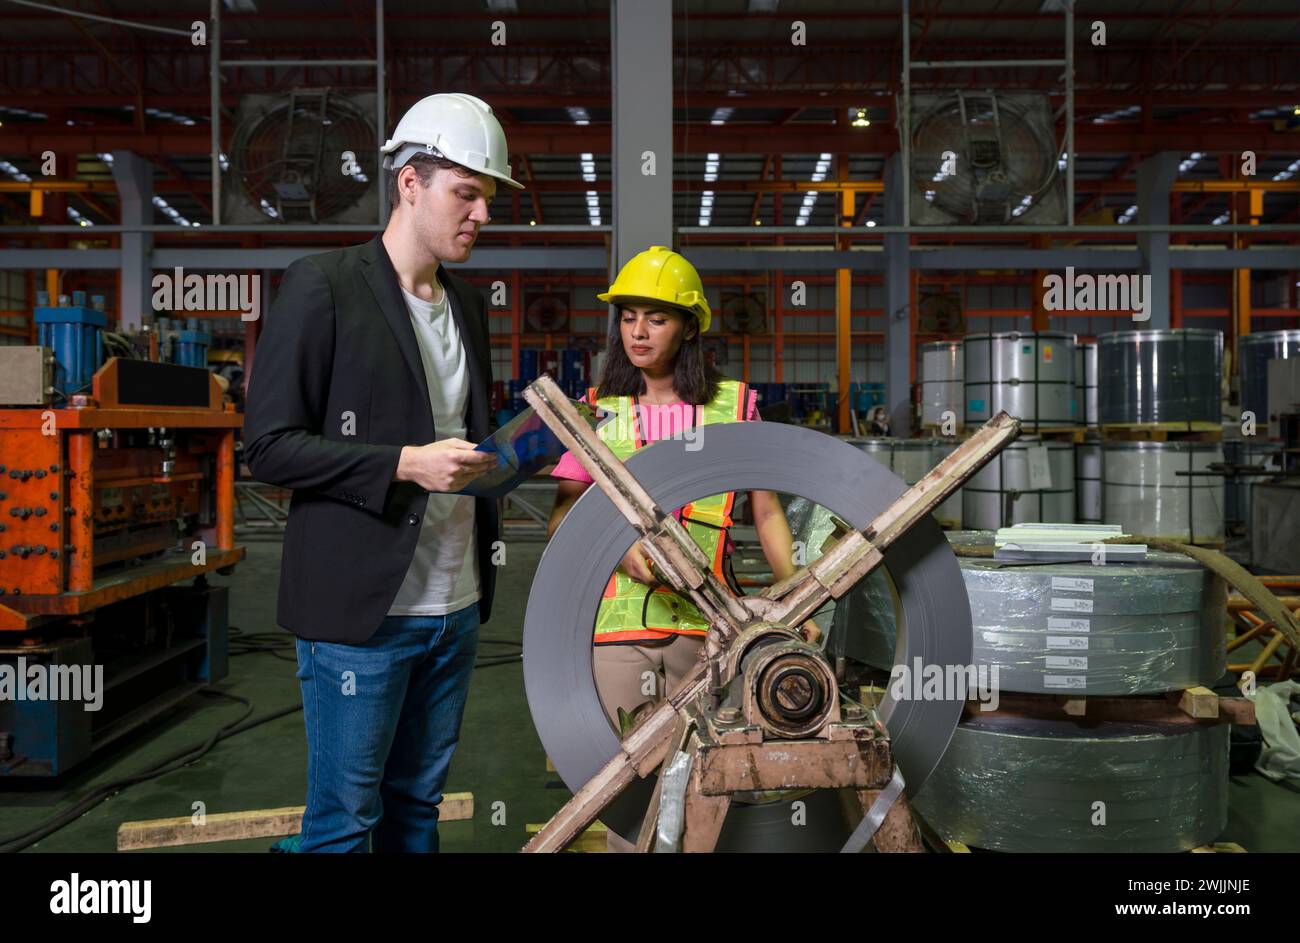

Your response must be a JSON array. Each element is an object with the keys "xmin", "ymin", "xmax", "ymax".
[{"xmin": 598, "ymin": 245, "xmax": 712, "ymax": 332}]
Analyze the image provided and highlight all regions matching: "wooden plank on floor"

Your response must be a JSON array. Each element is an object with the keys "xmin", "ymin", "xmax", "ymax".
[
  {"xmin": 525, "ymin": 820, "xmax": 607, "ymax": 853},
  {"xmin": 116, "ymin": 792, "xmax": 474, "ymax": 851}
]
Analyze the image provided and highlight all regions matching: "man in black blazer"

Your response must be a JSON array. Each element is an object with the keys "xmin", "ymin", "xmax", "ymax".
[{"xmin": 245, "ymin": 93, "xmax": 524, "ymax": 852}]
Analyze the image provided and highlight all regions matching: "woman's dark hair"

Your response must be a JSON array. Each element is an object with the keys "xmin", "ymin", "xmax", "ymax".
[{"xmin": 595, "ymin": 306, "xmax": 722, "ymax": 405}]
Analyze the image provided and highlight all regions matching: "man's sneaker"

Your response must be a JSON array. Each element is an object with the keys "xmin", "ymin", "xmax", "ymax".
[{"xmin": 269, "ymin": 834, "xmax": 302, "ymax": 853}]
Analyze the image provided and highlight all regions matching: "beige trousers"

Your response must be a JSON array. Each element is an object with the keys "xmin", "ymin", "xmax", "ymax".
[
  {"xmin": 592, "ymin": 634, "xmax": 705, "ymax": 853},
  {"xmin": 592, "ymin": 634, "xmax": 705, "ymax": 729}
]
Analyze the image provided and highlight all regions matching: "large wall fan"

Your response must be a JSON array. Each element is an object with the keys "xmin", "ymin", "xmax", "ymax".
[
  {"xmin": 223, "ymin": 90, "xmax": 378, "ymax": 224},
  {"xmin": 906, "ymin": 91, "xmax": 1066, "ymax": 225},
  {"xmin": 720, "ymin": 292, "xmax": 768, "ymax": 334},
  {"xmin": 525, "ymin": 293, "xmax": 571, "ymax": 333}
]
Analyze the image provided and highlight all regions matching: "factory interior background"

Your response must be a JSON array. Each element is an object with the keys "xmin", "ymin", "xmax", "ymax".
[{"xmin": 0, "ymin": 0, "xmax": 1299, "ymax": 862}]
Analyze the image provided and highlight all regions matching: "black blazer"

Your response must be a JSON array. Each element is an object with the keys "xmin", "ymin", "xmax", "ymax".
[{"xmin": 244, "ymin": 234, "xmax": 499, "ymax": 643}]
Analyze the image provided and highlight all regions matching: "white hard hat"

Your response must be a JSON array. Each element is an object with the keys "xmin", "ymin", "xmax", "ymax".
[{"xmin": 381, "ymin": 92, "xmax": 524, "ymax": 190}]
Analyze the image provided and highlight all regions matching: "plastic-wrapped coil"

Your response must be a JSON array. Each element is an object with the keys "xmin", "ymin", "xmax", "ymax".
[
  {"xmin": 1238, "ymin": 330, "xmax": 1300, "ymax": 432},
  {"xmin": 1097, "ymin": 329, "xmax": 1223, "ymax": 426},
  {"xmin": 911, "ymin": 716, "xmax": 1229, "ymax": 853},
  {"xmin": 920, "ymin": 340, "xmax": 963, "ymax": 428},
  {"xmin": 1074, "ymin": 341, "xmax": 1098, "ymax": 427},
  {"xmin": 964, "ymin": 331, "xmax": 1076, "ymax": 428},
  {"xmin": 832, "ymin": 535, "xmax": 1226, "ymax": 696},
  {"xmin": 1102, "ymin": 441, "xmax": 1225, "ymax": 544},
  {"xmin": 1075, "ymin": 438, "xmax": 1102, "ymax": 523},
  {"xmin": 962, "ymin": 436, "xmax": 1075, "ymax": 530}
]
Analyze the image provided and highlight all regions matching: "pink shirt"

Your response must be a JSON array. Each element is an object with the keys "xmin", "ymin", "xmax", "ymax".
[{"xmin": 552, "ymin": 388, "xmax": 760, "ymax": 484}]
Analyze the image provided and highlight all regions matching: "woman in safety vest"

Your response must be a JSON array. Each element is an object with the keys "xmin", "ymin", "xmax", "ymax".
[{"xmin": 548, "ymin": 246, "xmax": 814, "ymax": 732}]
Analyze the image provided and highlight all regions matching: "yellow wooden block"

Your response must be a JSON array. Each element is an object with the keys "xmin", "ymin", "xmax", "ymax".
[
  {"xmin": 116, "ymin": 791, "xmax": 474, "ymax": 851},
  {"xmin": 525, "ymin": 821, "xmax": 608, "ymax": 853}
]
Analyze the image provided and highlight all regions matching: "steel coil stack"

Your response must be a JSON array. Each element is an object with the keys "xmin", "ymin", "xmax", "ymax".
[
  {"xmin": 1238, "ymin": 330, "xmax": 1300, "ymax": 434},
  {"xmin": 962, "ymin": 436, "xmax": 1075, "ymax": 529},
  {"xmin": 1102, "ymin": 441, "xmax": 1226, "ymax": 545},
  {"xmin": 847, "ymin": 437, "xmax": 960, "ymax": 528},
  {"xmin": 911, "ymin": 717, "xmax": 1229, "ymax": 853},
  {"xmin": 1098, "ymin": 329, "xmax": 1222, "ymax": 428},
  {"xmin": 1074, "ymin": 341, "xmax": 1098, "ymax": 429},
  {"xmin": 920, "ymin": 340, "xmax": 964, "ymax": 432},
  {"xmin": 964, "ymin": 331, "xmax": 1077, "ymax": 430},
  {"xmin": 832, "ymin": 533, "xmax": 1231, "ymax": 851}
]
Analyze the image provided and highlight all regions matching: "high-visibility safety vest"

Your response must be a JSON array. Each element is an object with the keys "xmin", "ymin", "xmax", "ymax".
[{"xmin": 590, "ymin": 379, "xmax": 749, "ymax": 644}]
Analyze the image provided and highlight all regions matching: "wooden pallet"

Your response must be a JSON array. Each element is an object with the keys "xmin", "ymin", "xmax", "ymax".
[
  {"xmin": 920, "ymin": 423, "xmax": 966, "ymax": 438},
  {"xmin": 1101, "ymin": 422, "xmax": 1222, "ymax": 442},
  {"xmin": 927, "ymin": 836, "xmax": 1246, "ymax": 853},
  {"xmin": 1024, "ymin": 425, "xmax": 1089, "ymax": 443},
  {"xmin": 972, "ymin": 687, "xmax": 1255, "ymax": 725}
]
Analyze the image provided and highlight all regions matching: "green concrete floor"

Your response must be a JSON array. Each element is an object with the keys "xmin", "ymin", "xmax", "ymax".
[{"xmin": 2, "ymin": 535, "xmax": 1298, "ymax": 853}]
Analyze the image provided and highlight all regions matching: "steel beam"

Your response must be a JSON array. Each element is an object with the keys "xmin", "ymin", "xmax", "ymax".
[
  {"xmin": 611, "ymin": 0, "xmax": 671, "ymax": 278},
  {"xmin": 0, "ymin": 246, "xmax": 1293, "ymax": 273},
  {"xmin": 108, "ymin": 150, "xmax": 153, "ymax": 330},
  {"xmin": 883, "ymin": 154, "xmax": 911, "ymax": 436},
  {"xmin": 6, "ymin": 124, "xmax": 1297, "ymax": 158},
  {"xmin": 210, "ymin": 0, "xmax": 220, "ymax": 227},
  {"xmin": 1137, "ymin": 152, "xmax": 1181, "ymax": 329}
]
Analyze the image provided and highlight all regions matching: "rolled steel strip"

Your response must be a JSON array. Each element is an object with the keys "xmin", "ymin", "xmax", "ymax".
[
  {"xmin": 1238, "ymin": 330, "xmax": 1300, "ymax": 431},
  {"xmin": 524, "ymin": 422, "xmax": 972, "ymax": 847},
  {"xmin": 964, "ymin": 331, "xmax": 1077, "ymax": 428},
  {"xmin": 1102, "ymin": 440, "xmax": 1226, "ymax": 544},
  {"xmin": 833, "ymin": 536, "xmax": 1226, "ymax": 696},
  {"xmin": 912, "ymin": 717, "xmax": 1229, "ymax": 852},
  {"xmin": 1098, "ymin": 329, "xmax": 1222, "ymax": 426}
]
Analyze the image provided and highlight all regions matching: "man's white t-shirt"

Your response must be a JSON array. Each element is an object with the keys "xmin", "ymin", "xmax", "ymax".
[{"xmin": 387, "ymin": 281, "xmax": 481, "ymax": 616}]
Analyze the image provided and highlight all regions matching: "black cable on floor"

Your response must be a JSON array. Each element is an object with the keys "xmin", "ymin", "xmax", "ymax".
[
  {"xmin": 227, "ymin": 626, "xmax": 298, "ymax": 662},
  {"xmin": 0, "ymin": 690, "xmax": 299, "ymax": 854}
]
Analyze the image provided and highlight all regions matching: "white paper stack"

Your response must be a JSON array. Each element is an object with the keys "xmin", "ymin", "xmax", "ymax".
[{"xmin": 993, "ymin": 523, "xmax": 1147, "ymax": 562}]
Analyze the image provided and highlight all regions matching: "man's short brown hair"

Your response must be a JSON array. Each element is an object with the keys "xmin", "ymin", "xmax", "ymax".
[{"xmin": 386, "ymin": 152, "xmax": 477, "ymax": 209}]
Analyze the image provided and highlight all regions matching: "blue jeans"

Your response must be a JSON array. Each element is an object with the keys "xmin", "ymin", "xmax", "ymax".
[{"xmin": 294, "ymin": 606, "xmax": 479, "ymax": 852}]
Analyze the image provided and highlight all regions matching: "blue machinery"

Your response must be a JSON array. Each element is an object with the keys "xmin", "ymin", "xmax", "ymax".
[
  {"xmin": 35, "ymin": 291, "xmax": 107, "ymax": 397},
  {"xmin": 34, "ymin": 291, "xmax": 212, "ymax": 397}
]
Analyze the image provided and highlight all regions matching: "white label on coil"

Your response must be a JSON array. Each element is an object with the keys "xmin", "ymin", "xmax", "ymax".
[
  {"xmin": 1047, "ymin": 617, "xmax": 1090, "ymax": 632},
  {"xmin": 1044, "ymin": 675, "xmax": 1087, "ymax": 690},
  {"xmin": 1026, "ymin": 444, "xmax": 1053, "ymax": 490},
  {"xmin": 1046, "ymin": 635, "xmax": 1089, "ymax": 650},
  {"xmin": 1046, "ymin": 655, "xmax": 1088, "ymax": 669},
  {"xmin": 1051, "ymin": 597, "xmax": 1094, "ymax": 613},
  {"xmin": 1051, "ymin": 576, "xmax": 1093, "ymax": 593}
]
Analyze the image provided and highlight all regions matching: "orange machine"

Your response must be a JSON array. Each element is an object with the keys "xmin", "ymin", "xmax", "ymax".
[{"xmin": 0, "ymin": 357, "xmax": 245, "ymax": 775}]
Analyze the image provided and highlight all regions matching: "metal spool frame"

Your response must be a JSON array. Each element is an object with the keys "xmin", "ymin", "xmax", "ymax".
[{"xmin": 523, "ymin": 422, "xmax": 972, "ymax": 847}]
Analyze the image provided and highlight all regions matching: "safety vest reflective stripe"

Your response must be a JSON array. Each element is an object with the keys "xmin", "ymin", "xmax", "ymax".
[{"xmin": 589, "ymin": 380, "xmax": 747, "ymax": 642}]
